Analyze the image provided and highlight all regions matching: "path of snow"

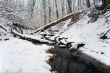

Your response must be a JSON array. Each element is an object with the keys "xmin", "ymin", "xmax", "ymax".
[{"xmin": 0, "ymin": 38, "xmax": 51, "ymax": 73}]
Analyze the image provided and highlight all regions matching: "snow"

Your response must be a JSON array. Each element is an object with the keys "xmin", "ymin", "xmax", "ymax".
[
  {"xmin": 0, "ymin": 38, "xmax": 52, "ymax": 73},
  {"xmin": 61, "ymin": 13, "xmax": 110, "ymax": 66}
]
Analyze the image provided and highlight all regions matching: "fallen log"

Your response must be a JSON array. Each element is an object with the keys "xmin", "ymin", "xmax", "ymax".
[
  {"xmin": 33, "ymin": 12, "xmax": 81, "ymax": 34},
  {"xmin": 11, "ymin": 30, "xmax": 53, "ymax": 45}
]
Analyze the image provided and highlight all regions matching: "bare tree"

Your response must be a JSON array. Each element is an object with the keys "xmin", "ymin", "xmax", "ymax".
[
  {"xmin": 27, "ymin": 0, "xmax": 36, "ymax": 18},
  {"xmin": 42, "ymin": 0, "xmax": 47, "ymax": 25},
  {"xmin": 67, "ymin": 0, "xmax": 72, "ymax": 13},
  {"xmin": 55, "ymin": 0, "xmax": 59, "ymax": 19},
  {"xmin": 86, "ymin": 0, "xmax": 90, "ymax": 8},
  {"xmin": 61, "ymin": 0, "xmax": 64, "ymax": 17},
  {"xmin": 48, "ymin": 0, "xmax": 51, "ymax": 23}
]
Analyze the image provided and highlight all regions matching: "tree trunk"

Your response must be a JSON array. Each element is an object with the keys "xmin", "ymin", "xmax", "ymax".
[
  {"xmin": 55, "ymin": 0, "xmax": 59, "ymax": 19},
  {"xmin": 67, "ymin": 0, "xmax": 72, "ymax": 14},
  {"xmin": 42, "ymin": 0, "xmax": 47, "ymax": 25},
  {"xmin": 48, "ymin": 0, "xmax": 51, "ymax": 23},
  {"xmin": 102, "ymin": 0, "xmax": 110, "ymax": 8},
  {"xmin": 28, "ymin": 0, "xmax": 36, "ymax": 18},
  {"xmin": 61, "ymin": 0, "xmax": 64, "ymax": 17},
  {"xmin": 86, "ymin": 0, "xmax": 90, "ymax": 8}
]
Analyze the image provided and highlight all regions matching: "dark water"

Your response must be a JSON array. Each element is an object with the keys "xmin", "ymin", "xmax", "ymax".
[
  {"xmin": 49, "ymin": 55, "xmax": 102, "ymax": 73},
  {"xmin": 48, "ymin": 46, "xmax": 108, "ymax": 73}
]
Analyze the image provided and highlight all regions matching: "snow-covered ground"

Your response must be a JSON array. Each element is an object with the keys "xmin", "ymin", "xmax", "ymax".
[
  {"xmin": 0, "ymin": 38, "xmax": 52, "ymax": 73},
  {"xmin": 61, "ymin": 12, "xmax": 110, "ymax": 66},
  {"xmin": 0, "ymin": 7, "xmax": 110, "ymax": 73}
]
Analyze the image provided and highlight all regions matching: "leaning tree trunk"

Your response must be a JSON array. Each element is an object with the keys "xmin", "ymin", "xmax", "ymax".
[{"xmin": 102, "ymin": 0, "xmax": 110, "ymax": 8}]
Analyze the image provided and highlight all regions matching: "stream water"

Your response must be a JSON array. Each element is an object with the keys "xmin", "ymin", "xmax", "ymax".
[{"xmin": 48, "ymin": 44, "xmax": 107, "ymax": 73}]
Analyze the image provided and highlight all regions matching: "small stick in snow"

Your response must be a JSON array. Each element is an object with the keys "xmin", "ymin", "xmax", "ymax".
[{"xmin": 100, "ymin": 29, "xmax": 110, "ymax": 39}]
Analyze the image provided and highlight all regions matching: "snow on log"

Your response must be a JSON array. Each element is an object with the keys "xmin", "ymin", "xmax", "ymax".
[{"xmin": 11, "ymin": 30, "xmax": 53, "ymax": 45}]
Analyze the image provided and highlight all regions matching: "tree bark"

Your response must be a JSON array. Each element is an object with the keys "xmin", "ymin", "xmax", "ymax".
[
  {"xmin": 55, "ymin": 0, "xmax": 59, "ymax": 19},
  {"xmin": 61, "ymin": 0, "xmax": 64, "ymax": 17},
  {"xmin": 48, "ymin": 0, "xmax": 51, "ymax": 23},
  {"xmin": 43, "ymin": 0, "xmax": 47, "ymax": 25},
  {"xmin": 28, "ymin": 0, "xmax": 36, "ymax": 18},
  {"xmin": 67, "ymin": 0, "xmax": 72, "ymax": 13},
  {"xmin": 86, "ymin": 0, "xmax": 90, "ymax": 8}
]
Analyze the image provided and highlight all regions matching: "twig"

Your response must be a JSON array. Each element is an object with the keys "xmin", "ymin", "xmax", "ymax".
[{"xmin": 100, "ymin": 29, "xmax": 110, "ymax": 39}]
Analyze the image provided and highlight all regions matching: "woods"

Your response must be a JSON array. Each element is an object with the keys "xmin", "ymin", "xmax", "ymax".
[
  {"xmin": 0, "ymin": 0, "xmax": 107, "ymax": 28},
  {"xmin": 0, "ymin": 0, "xmax": 110, "ymax": 32},
  {"xmin": 0, "ymin": 0, "xmax": 109, "ymax": 28},
  {"xmin": 0, "ymin": 0, "xmax": 110, "ymax": 73},
  {"xmin": 0, "ymin": 0, "xmax": 90, "ymax": 28},
  {"xmin": 0, "ymin": 0, "xmax": 109, "ymax": 34}
]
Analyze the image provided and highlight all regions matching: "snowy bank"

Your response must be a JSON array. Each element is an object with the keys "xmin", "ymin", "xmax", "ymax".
[
  {"xmin": 61, "ymin": 13, "xmax": 110, "ymax": 66},
  {"xmin": 0, "ymin": 38, "xmax": 51, "ymax": 73}
]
